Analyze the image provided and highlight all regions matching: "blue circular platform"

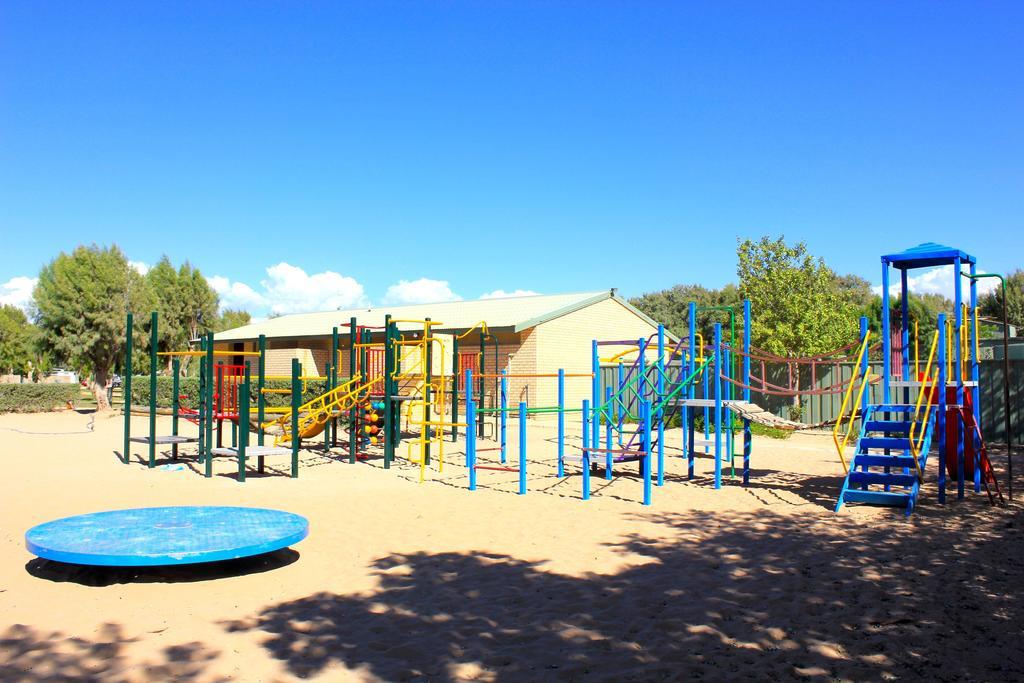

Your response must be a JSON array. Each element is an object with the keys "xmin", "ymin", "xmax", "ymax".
[{"xmin": 25, "ymin": 506, "xmax": 309, "ymax": 567}]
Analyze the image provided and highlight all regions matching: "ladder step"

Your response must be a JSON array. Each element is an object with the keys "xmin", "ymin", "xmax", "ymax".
[
  {"xmin": 859, "ymin": 437, "xmax": 912, "ymax": 451},
  {"xmin": 853, "ymin": 454, "xmax": 919, "ymax": 468},
  {"xmin": 873, "ymin": 404, "xmax": 917, "ymax": 413},
  {"xmin": 842, "ymin": 489, "xmax": 911, "ymax": 505},
  {"xmin": 848, "ymin": 471, "xmax": 918, "ymax": 487},
  {"xmin": 864, "ymin": 420, "xmax": 912, "ymax": 434},
  {"xmin": 690, "ymin": 439, "xmax": 716, "ymax": 449}
]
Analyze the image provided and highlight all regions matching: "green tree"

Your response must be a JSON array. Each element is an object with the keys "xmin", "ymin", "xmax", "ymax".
[
  {"xmin": 832, "ymin": 273, "xmax": 874, "ymax": 308},
  {"xmin": 0, "ymin": 305, "xmax": 33, "ymax": 376},
  {"xmin": 980, "ymin": 269, "xmax": 1024, "ymax": 332},
  {"xmin": 33, "ymin": 244, "xmax": 153, "ymax": 411},
  {"xmin": 145, "ymin": 256, "xmax": 182, "ymax": 361},
  {"xmin": 176, "ymin": 262, "xmax": 219, "ymax": 343},
  {"xmin": 630, "ymin": 283, "xmax": 742, "ymax": 342},
  {"xmin": 737, "ymin": 236, "xmax": 860, "ymax": 415},
  {"xmin": 215, "ymin": 309, "xmax": 252, "ymax": 332},
  {"xmin": 145, "ymin": 257, "xmax": 220, "ymax": 363}
]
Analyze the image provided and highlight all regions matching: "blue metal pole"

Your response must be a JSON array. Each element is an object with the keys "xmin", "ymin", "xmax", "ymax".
[
  {"xmin": 642, "ymin": 400, "xmax": 652, "ymax": 506},
  {"xmin": 500, "ymin": 369, "xmax": 508, "ymax": 464},
  {"xmin": 616, "ymin": 361, "xmax": 625, "ymax": 446},
  {"xmin": 901, "ymin": 268, "xmax": 910, "ymax": 404},
  {"xmin": 687, "ymin": 301, "xmax": 696, "ymax": 459},
  {"xmin": 724, "ymin": 347, "xmax": 733, "ymax": 474},
  {"xmin": 882, "ymin": 261, "xmax": 891, "ymax": 404},
  {"xmin": 592, "ymin": 339, "xmax": 601, "ymax": 458},
  {"xmin": 937, "ymin": 313, "xmax": 947, "ymax": 504},
  {"xmin": 557, "ymin": 368, "xmax": 565, "ymax": 478},
  {"xmin": 656, "ymin": 324, "xmax": 665, "ymax": 487},
  {"xmin": 702, "ymin": 361, "xmax": 710, "ymax": 453},
  {"xmin": 970, "ymin": 263, "xmax": 981, "ymax": 493},
  {"xmin": 466, "ymin": 369, "xmax": 476, "ymax": 491},
  {"xmin": 519, "ymin": 401, "xmax": 527, "ymax": 495},
  {"xmin": 714, "ymin": 323, "xmax": 722, "ymax": 490},
  {"xmin": 954, "ymin": 256, "xmax": 964, "ymax": 499},
  {"xmin": 582, "ymin": 399, "xmax": 591, "ymax": 501},
  {"xmin": 743, "ymin": 299, "xmax": 752, "ymax": 486},
  {"xmin": 604, "ymin": 385, "xmax": 613, "ymax": 480}
]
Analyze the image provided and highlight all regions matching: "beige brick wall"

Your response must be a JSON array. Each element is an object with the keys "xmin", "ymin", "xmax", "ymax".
[
  {"xmin": 213, "ymin": 298, "xmax": 665, "ymax": 421},
  {"xmin": 533, "ymin": 298, "xmax": 662, "ymax": 415}
]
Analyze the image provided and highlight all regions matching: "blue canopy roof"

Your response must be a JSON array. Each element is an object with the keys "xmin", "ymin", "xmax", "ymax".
[{"xmin": 881, "ymin": 242, "xmax": 976, "ymax": 269}]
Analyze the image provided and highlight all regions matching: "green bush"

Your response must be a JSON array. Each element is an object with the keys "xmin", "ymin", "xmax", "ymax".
[
  {"xmin": 0, "ymin": 383, "xmax": 81, "ymax": 413},
  {"xmin": 129, "ymin": 376, "xmax": 331, "ymax": 410}
]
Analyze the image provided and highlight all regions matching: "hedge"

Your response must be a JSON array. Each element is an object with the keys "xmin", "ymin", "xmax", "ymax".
[
  {"xmin": 0, "ymin": 383, "xmax": 81, "ymax": 413},
  {"xmin": 129, "ymin": 376, "xmax": 332, "ymax": 410}
]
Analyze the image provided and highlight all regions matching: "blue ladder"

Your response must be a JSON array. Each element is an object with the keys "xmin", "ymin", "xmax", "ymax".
[{"xmin": 834, "ymin": 404, "xmax": 936, "ymax": 516}]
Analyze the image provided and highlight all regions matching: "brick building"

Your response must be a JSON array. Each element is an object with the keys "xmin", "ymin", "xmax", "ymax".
[{"xmin": 213, "ymin": 290, "xmax": 670, "ymax": 415}]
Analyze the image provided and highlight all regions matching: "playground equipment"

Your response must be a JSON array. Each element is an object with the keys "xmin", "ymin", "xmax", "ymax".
[
  {"xmin": 834, "ymin": 243, "xmax": 1004, "ymax": 515},
  {"xmin": 25, "ymin": 506, "xmax": 308, "ymax": 566},
  {"xmin": 565, "ymin": 302, "xmax": 750, "ymax": 504},
  {"xmin": 462, "ymin": 368, "xmax": 592, "ymax": 495},
  {"xmin": 122, "ymin": 313, "xmax": 307, "ymax": 480}
]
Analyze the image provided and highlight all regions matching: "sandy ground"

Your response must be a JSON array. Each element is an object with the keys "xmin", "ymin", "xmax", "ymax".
[{"xmin": 1, "ymin": 409, "xmax": 1022, "ymax": 682}]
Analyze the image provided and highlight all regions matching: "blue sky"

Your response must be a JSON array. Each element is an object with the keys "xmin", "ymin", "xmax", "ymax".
[{"xmin": 1, "ymin": 2, "xmax": 1021, "ymax": 317}]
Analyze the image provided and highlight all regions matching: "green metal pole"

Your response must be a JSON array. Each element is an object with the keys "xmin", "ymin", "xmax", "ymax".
[
  {"xmin": 965, "ymin": 271, "xmax": 1013, "ymax": 500},
  {"xmin": 216, "ymin": 360, "xmax": 224, "ymax": 449},
  {"xmin": 324, "ymin": 362, "xmax": 332, "ymax": 453},
  {"xmin": 349, "ymin": 317, "xmax": 357, "ymax": 464},
  {"xmin": 172, "ymin": 357, "xmax": 180, "ymax": 461},
  {"xmin": 383, "ymin": 315, "xmax": 394, "ymax": 468},
  {"xmin": 148, "ymin": 311, "xmax": 158, "ymax": 468},
  {"xmin": 291, "ymin": 357, "xmax": 300, "ymax": 477},
  {"xmin": 122, "ymin": 312, "xmax": 133, "ymax": 464},
  {"xmin": 198, "ymin": 344, "xmax": 206, "ymax": 464},
  {"xmin": 257, "ymin": 335, "xmax": 266, "ymax": 476},
  {"xmin": 331, "ymin": 326, "xmax": 339, "ymax": 447},
  {"xmin": 205, "ymin": 332, "xmax": 215, "ymax": 478},
  {"xmin": 478, "ymin": 331, "xmax": 485, "ymax": 437},
  {"xmin": 424, "ymin": 318, "xmax": 432, "ymax": 466},
  {"xmin": 239, "ymin": 362, "xmax": 250, "ymax": 482},
  {"xmin": 451, "ymin": 337, "xmax": 460, "ymax": 443}
]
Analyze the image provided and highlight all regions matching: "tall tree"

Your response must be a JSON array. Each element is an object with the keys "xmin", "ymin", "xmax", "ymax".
[
  {"xmin": 832, "ymin": 273, "xmax": 874, "ymax": 308},
  {"xmin": 145, "ymin": 257, "xmax": 221, "ymax": 362},
  {"xmin": 980, "ymin": 269, "xmax": 1024, "ymax": 331},
  {"xmin": 215, "ymin": 309, "xmax": 252, "ymax": 332},
  {"xmin": 145, "ymin": 256, "xmax": 182, "ymax": 362},
  {"xmin": 737, "ymin": 236, "xmax": 860, "ymax": 415},
  {"xmin": 630, "ymin": 283, "xmax": 742, "ymax": 341},
  {"xmin": 176, "ymin": 262, "xmax": 219, "ymax": 344},
  {"xmin": 0, "ymin": 305, "xmax": 33, "ymax": 376},
  {"xmin": 33, "ymin": 244, "xmax": 152, "ymax": 410}
]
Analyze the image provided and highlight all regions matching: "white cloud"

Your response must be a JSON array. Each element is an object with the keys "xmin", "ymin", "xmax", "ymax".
[
  {"xmin": 479, "ymin": 289, "xmax": 540, "ymax": 300},
  {"xmin": 210, "ymin": 263, "xmax": 367, "ymax": 316},
  {"xmin": 129, "ymin": 260, "xmax": 150, "ymax": 276},
  {"xmin": 209, "ymin": 275, "xmax": 267, "ymax": 312},
  {"xmin": 262, "ymin": 263, "xmax": 366, "ymax": 315},
  {"xmin": 873, "ymin": 265, "xmax": 999, "ymax": 301},
  {"xmin": 0, "ymin": 276, "xmax": 37, "ymax": 313},
  {"xmin": 383, "ymin": 278, "xmax": 462, "ymax": 305}
]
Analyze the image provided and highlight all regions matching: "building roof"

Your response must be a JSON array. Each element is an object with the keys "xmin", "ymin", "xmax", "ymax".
[
  {"xmin": 213, "ymin": 289, "xmax": 668, "ymax": 342},
  {"xmin": 881, "ymin": 242, "xmax": 976, "ymax": 269}
]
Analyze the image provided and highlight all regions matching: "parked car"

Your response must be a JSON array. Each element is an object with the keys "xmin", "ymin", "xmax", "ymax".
[{"xmin": 46, "ymin": 368, "xmax": 79, "ymax": 384}]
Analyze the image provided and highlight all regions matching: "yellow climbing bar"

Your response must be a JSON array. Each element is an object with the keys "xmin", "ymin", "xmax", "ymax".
[
  {"xmin": 832, "ymin": 331, "xmax": 873, "ymax": 472},
  {"xmin": 908, "ymin": 331, "xmax": 940, "ymax": 479}
]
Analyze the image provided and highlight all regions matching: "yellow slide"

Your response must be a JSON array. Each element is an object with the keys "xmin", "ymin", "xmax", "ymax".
[{"xmin": 262, "ymin": 375, "xmax": 383, "ymax": 447}]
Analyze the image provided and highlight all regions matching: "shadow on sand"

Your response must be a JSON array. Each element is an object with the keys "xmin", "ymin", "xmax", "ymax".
[
  {"xmin": 221, "ymin": 505, "xmax": 1024, "ymax": 681},
  {"xmin": 25, "ymin": 548, "xmax": 300, "ymax": 587}
]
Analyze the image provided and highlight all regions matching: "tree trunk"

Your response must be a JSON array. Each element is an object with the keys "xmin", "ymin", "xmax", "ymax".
[
  {"xmin": 93, "ymin": 368, "xmax": 111, "ymax": 412},
  {"xmin": 790, "ymin": 364, "xmax": 801, "ymax": 420}
]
